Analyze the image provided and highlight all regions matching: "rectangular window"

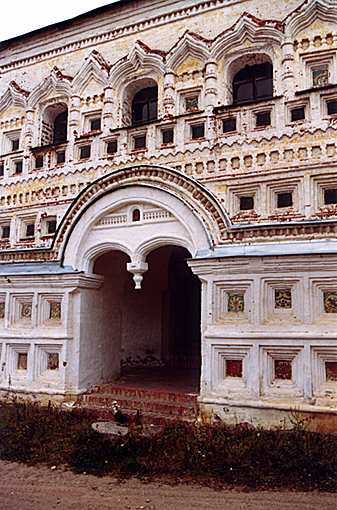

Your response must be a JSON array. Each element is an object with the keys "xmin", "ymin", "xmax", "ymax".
[
  {"xmin": 222, "ymin": 117, "xmax": 236, "ymax": 133},
  {"xmin": 239, "ymin": 196, "xmax": 254, "ymax": 211},
  {"xmin": 327, "ymin": 101, "xmax": 337, "ymax": 116},
  {"xmin": 277, "ymin": 192, "xmax": 293, "ymax": 208},
  {"xmin": 0, "ymin": 163, "xmax": 4, "ymax": 177},
  {"xmin": 11, "ymin": 138, "xmax": 19, "ymax": 152},
  {"xmin": 324, "ymin": 188, "xmax": 337, "ymax": 205},
  {"xmin": 47, "ymin": 219, "xmax": 57, "ymax": 234},
  {"xmin": 1, "ymin": 225, "xmax": 10, "ymax": 239},
  {"xmin": 35, "ymin": 155, "xmax": 44, "ymax": 169},
  {"xmin": 312, "ymin": 67, "xmax": 329, "ymax": 87},
  {"xmin": 90, "ymin": 117, "xmax": 101, "ymax": 131},
  {"xmin": 326, "ymin": 361, "xmax": 337, "ymax": 381},
  {"xmin": 291, "ymin": 107, "xmax": 305, "ymax": 122},
  {"xmin": 15, "ymin": 160, "xmax": 23, "ymax": 174},
  {"xmin": 56, "ymin": 150, "xmax": 66, "ymax": 164},
  {"xmin": 275, "ymin": 289, "xmax": 292, "ymax": 309},
  {"xmin": 133, "ymin": 134, "xmax": 146, "ymax": 150},
  {"xmin": 256, "ymin": 111, "xmax": 271, "ymax": 127},
  {"xmin": 79, "ymin": 145, "xmax": 91, "ymax": 160},
  {"xmin": 106, "ymin": 140, "xmax": 118, "ymax": 155},
  {"xmin": 162, "ymin": 128, "xmax": 174, "ymax": 145},
  {"xmin": 47, "ymin": 352, "xmax": 59, "ymax": 371},
  {"xmin": 25, "ymin": 223, "xmax": 35, "ymax": 238},
  {"xmin": 191, "ymin": 123, "xmax": 205, "ymax": 140},
  {"xmin": 185, "ymin": 95, "xmax": 199, "ymax": 112}
]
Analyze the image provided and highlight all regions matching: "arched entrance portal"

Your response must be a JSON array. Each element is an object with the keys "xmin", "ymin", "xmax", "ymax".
[{"xmin": 93, "ymin": 245, "xmax": 201, "ymax": 391}]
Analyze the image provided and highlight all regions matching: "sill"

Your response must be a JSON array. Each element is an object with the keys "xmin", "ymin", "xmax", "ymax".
[
  {"xmin": 31, "ymin": 142, "xmax": 68, "ymax": 152},
  {"xmin": 131, "ymin": 148, "xmax": 147, "ymax": 153},
  {"xmin": 214, "ymin": 96, "xmax": 282, "ymax": 113},
  {"xmin": 254, "ymin": 125, "xmax": 271, "ymax": 130},
  {"xmin": 222, "ymin": 131, "xmax": 237, "ymax": 136},
  {"xmin": 190, "ymin": 137, "xmax": 206, "ymax": 142},
  {"xmin": 160, "ymin": 143, "xmax": 175, "ymax": 148},
  {"xmin": 295, "ymin": 83, "xmax": 337, "ymax": 96},
  {"xmin": 0, "ymin": 149, "xmax": 23, "ymax": 158},
  {"xmin": 76, "ymin": 130, "xmax": 102, "ymax": 140}
]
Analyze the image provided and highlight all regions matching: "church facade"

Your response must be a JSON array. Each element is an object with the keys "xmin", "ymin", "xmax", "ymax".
[{"xmin": 1, "ymin": 0, "xmax": 337, "ymax": 428}]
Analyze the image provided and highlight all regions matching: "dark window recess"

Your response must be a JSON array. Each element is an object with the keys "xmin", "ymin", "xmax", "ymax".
[
  {"xmin": 233, "ymin": 62, "xmax": 273, "ymax": 104},
  {"xmin": 240, "ymin": 196, "xmax": 254, "ymax": 211},
  {"xmin": 56, "ymin": 150, "xmax": 66, "ymax": 164},
  {"xmin": 327, "ymin": 101, "xmax": 337, "ymax": 115},
  {"xmin": 132, "ymin": 86, "xmax": 158, "ymax": 125},
  {"xmin": 191, "ymin": 123, "xmax": 205, "ymax": 139},
  {"xmin": 11, "ymin": 138, "xmax": 19, "ymax": 151},
  {"xmin": 1, "ymin": 225, "xmax": 10, "ymax": 239},
  {"xmin": 291, "ymin": 107, "xmax": 305, "ymax": 122},
  {"xmin": 132, "ymin": 209, "xmax": 141, "ymax": 222},
  {"xmin": 326, "ymin": 361, "xmax": 337, "ymax": 381},
  {"xmin": 53, "ymin": 110, "xmax": 68, "ymax": 145},
  {"xmin": 47, "ymin": 219, "xmax": 57, "ymax": 234},
  {"xmin": 35, "ymin": 156, "xmax": 44, "ymax": 169},
  {"xmin": 277, "ymin": 192, "xmax": 293, "ymax": 208},
  {"xmin": 185, "ymin": 96, "xmax": 199, "ymax": 112},
  {"xmin": 134, "ymin": 134, "xmax": 146, "ymax": 150},
  {"xmin": 90, "ymin": 117, "xmax": 101, "ymax": 131},
  {"xmin": 256, "ymin": 110, "xmax": 271, "ymax": 127},
  {"xmin": 15, "ymin": 160, "xmax": 23, "ymax": 174},
  {"xmin": 17, "ymin": 352, "xmax": 28, "ymax": 370},
  {"xmin": 79, "ymin": 145, "xmax": 91, "ymax": 160},
  {"xmin": 324, "ymin": 188, "xmax": 337, "ymax": 205},
  {"xmin": 25, "ymin": 223, "xmax": 35, "ymax": 238},
  {"xmin": 0, "ymin": 164, "xmax": 4, "ymax": 177},
  {"xmin": 106, "ymin": 140, "xmax": 118, "ymax": 154},
  {"xmin": 162, "ymin": 128, "xmax": 174, "ymax": 145},
  {"xmin": 222, "ymin": 117, "xmax": 236, "ymax": 133}
]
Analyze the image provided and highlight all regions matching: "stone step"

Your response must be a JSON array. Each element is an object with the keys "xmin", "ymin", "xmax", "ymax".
[
  {"xmin": 82, "ymin": 394, "xmax": 198, "ymax": 418},
  {"xmin": 90, "ymin": 384, "xmax": 198, "ymax": 404}
]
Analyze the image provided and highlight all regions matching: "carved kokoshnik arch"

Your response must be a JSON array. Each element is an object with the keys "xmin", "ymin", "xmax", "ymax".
[{"xmin": 54, "ymin": 165, "xmax": 229, "ymax": 287}]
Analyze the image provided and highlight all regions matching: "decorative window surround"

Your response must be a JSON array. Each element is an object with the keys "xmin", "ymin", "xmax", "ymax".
[
  {"xmin": 260, "ymin": 346, "xmax": 304, "ymax": 398},
  {"xmin": 213, "ymin": 281, "xmax": 252, "ymax": 324},
  {"xmin": 311, "ymin": 346, "xmax": 337, "ymax": 398},
  {"xmin": 34, "ymin": 344, "xmax": 63, "ymax": 384},
  {"xmin": 5, "ymin": 343, "xmax": 32, "ymax": 383},
  {"xmin": 9, "ymin": 294, "xmax": 35, "ymax": 328},
  {"xmin": 211, "ymin": 344, "xmax": 253, "ymax": 396},
  {"xmin": 286, "ymin": 99, "xmax": 310, "ymax": 126},
  {"xmin": 267, "ymin": 181, "xmax": 302, "ymax": 216},
  {"xmin": 262, "ymin": 279, "xmax": 301, "ymax": 324},
  {"xmin": 311, "ymin": 280, "xmax": 337, "ymax": 323},
  {"xmin": 38, "ymin": 294, "xmax": 63, "ymax": 327},
  {"xmin": 301, "ymin": 52, "xmax": 337, "ymax": 91},
  {"xmin": 228, "ymin": 185, "xmax": 261, "ymax": 218},
  {"xmin": 1, "ymin": 130, "xmax": 21, "ymax": 155},
  {"xmin": 82, "ymin": 110, "xmax": 102, "ymax": 134}
]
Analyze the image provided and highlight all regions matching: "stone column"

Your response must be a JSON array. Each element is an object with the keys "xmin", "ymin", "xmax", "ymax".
[
  {"xmin": 282, "ymin": 39, "xmax": 295, "ymax": 98},
  {"xmin": 102, "ymin": 86, "xmax": 114, "ymax": 133},
  {"xmin": 163, "ymin": 70, "xmax": 176, "ymax": 118},
  {"xmin": 205, "ymin": 60, "xmax": 218, "ymax": 142}
]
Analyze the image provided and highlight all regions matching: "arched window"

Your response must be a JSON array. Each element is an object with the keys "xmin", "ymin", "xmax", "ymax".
[
  {"xmin": 41, "ymin": 103, "xmax": 68, "ymax": 146},
  {"xmin": 233, "ymin": 62, "xmax": 273, "ymax": 104},
  {"xmin": 53, "ymin": 111, "xmax": 68, "ymax": 145},
  {"xmin": 132, "ymin": 86, "xmax": 158, "ymax": 125}
]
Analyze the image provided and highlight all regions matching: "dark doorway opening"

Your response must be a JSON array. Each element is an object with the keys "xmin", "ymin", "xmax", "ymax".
[{"xmin": 93, "ymin": 245, "xmax": 201, "ymax": 393}]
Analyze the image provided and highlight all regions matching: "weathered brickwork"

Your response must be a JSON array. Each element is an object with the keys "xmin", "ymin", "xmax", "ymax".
[{"xmin": 1, "ymin": 0, "xmax": 337, "ymax": 428}]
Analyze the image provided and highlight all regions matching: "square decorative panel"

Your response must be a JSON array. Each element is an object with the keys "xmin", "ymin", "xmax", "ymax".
[
  {"xmin": 274, "ymin": 289, "xmax": 292, "ymax": 309},
  {"xmin": 227, "ymin": 293, "xmax": 244, "ymax": 313},
  {"xmin": 21, "ymin": 303, "xmax": 32, "ymax": 320},
  {"xmin": 313, "ymin": 68, "xmax": 329, "ymax": 87},
  {"xmin": 274, "ymin": 359, "xmax": 292, "ymax": 380},
  {"xmin": 326, "ymin": 361, "xmax": 337, "ymax": 382},
  {"xmin": 47, "ymin": 352, "xmax": 59, "ymax": 371},
  {"xmin": 17, "ymin": 352, "xmax": 28, "ymax": 370},
  {"xmin": 260, "ymin": 346, "xmax": 304, "ymax": 397},
  {"xmin": 225, "ymin": 359, "xmax": 243, "ymax": 378},
  {"xmin": 323, "ymin": 292, "xmax": 337, "ymax": 313},
  {"xmin": 49, "ymin": 302, "xmax": 61, "ymax": 321}
]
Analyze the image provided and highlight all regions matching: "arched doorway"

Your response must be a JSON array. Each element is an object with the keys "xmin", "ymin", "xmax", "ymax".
[{"xmin": 93, "ymin": 245, "xmax": 201, "ymax": 392}]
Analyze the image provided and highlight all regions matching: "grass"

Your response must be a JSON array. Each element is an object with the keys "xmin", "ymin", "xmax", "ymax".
[{"xmin": 0, "ymin": 400, "xmax": 336, "ymax": 490}]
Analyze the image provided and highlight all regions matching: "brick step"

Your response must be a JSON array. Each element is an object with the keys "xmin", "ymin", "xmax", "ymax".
[
  {"xmin": 89, "ymin": 384, "xmax": 198, "ymax": 404},
  {"xmin": 82, "ymin": 394, "xmax": 197, "ymax": 418},
  {"xmin": 85, "ymin": 406, "xmax": 196, "ymax": 426}
]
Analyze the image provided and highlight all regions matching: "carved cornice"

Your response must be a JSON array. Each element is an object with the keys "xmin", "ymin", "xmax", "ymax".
[
  {"xmin": 72, "ymin": 50, "xmax": 110, "ymax": 95},
  {"xmin": 284, "ymin": 0, "xmax": 337, "ymax": 37},
  {"xmin": 28, "ymin": 67, "xmax": 72, "ymax": 108},
  {"xmin": 0, "ymin": 81, "xmax": 29, "ymax": 113}
]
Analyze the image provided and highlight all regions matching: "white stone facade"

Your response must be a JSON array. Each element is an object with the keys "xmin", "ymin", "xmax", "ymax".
[{"xmin": 1, "ymin": 0, "xmax": 337, "ymax": 427}]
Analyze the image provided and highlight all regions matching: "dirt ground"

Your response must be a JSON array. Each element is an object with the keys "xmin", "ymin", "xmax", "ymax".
[{"xmin": 0, "ymin": 461, "xmax": 336, "ymax": 510}]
